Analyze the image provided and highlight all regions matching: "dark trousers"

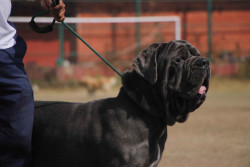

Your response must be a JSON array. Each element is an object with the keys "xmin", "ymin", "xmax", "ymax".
[{"xmin": 0, "ymin": 36, "xmax": 34, "ymax": 167}]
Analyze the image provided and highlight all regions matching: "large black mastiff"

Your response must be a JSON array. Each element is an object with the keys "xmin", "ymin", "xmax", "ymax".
[{"xmin": 32, "ymin": 40, "xmax": 210, "ymax": 167}]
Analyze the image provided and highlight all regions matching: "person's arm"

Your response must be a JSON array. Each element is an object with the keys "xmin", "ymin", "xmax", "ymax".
[{"xmin": 40, "ymin": 0, "xmax": 65, "ymax": 22}]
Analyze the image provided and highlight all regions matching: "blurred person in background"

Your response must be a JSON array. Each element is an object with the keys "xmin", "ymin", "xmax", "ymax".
[{"xmin": 0, "ymin": 0, "xmax": 65, "ymax": 166}]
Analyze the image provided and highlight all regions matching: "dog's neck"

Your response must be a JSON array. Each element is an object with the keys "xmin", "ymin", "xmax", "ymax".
[
  {"xmin": 120, "ymin": 70, "xmax": 169, "ymax": 165},
  {"xmin": 121, "ymin": 70, "xmax": 166, "ymax": 120}
]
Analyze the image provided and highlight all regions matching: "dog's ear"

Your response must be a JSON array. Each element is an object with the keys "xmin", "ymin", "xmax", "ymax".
[{"xmin": 132, "ymin": 43, "xmax": 161, "ymax": 84}]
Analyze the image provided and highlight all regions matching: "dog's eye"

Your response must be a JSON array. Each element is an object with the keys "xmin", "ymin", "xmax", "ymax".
[{"xmin": 176, "ymin": 57, "xmax": 184, "ymax": 63}]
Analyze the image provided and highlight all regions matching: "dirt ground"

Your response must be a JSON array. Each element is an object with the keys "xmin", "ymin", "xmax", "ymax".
[{"xmin": 34, "ymin": 78, "xmax": 250, "ymax": 167}]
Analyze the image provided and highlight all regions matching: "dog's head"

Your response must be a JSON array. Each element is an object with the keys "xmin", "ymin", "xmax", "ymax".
[{"xmin": 126, "ymin": 40, "xmax": 210, "ymax": 125}]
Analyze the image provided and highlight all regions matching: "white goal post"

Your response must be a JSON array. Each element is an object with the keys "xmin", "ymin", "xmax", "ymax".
[{"xmin": 9, "ymin": 16, "xmax": 181, "ymax": 40}]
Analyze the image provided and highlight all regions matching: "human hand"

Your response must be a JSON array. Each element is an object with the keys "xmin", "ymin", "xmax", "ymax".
[{"xmin": 40, "ymin": 0, "xmax": 65, "ymax": 22}]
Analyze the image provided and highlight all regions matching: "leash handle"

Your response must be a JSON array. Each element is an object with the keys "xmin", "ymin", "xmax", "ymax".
[
  {"xmin": 29, "ymin": 10, "xmax": 55, "ymax": 34},
  {"xmin": 29, "ymin": 0, "xmax": 59, "ymax": 33},
  {"xmin": 29, "ymin": 0, "xmax": 122, "ymax": 76}
]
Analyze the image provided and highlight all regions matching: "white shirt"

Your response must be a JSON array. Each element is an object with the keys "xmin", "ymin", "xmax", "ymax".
[{"xmin": 0, "ymin": 0, "xmax": 16, "ymax": 49}]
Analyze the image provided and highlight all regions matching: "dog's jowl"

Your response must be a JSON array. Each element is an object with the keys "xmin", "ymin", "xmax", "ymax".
[{"xmin": 31, "ymin": 40, "xmax": 210, "ymax": 167}]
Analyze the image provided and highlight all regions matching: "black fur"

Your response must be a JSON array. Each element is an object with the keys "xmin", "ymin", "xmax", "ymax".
[{"xmin": 31, "ymin": 40, "xmax": 210, "ymax": 167}]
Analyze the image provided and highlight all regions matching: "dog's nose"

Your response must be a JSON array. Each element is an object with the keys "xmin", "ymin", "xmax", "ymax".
[
  {"xmin": 202, "ymin": 59, "xmax": 209, "ymax": 66},
  {"xmin": 194, "ymin": 58, "xmax": 209, "ymax": 68}
]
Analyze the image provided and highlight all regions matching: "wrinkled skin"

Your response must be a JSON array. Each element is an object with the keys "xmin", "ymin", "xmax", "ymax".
[
  {"xmin": 31, "ymin": 40, "xmax": 210, "ymax": 167},
  {"xmin": 130, "ymin": 40, "xmax": 210, "ymax": 125}
]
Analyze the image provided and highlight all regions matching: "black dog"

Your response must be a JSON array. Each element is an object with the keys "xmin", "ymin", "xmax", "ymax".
[{"xmin": 31, "ymin": 40, "xmax": 210, "ymax": 167}]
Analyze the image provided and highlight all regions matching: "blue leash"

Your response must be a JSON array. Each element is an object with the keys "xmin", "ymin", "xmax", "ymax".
[{"xmin": 29, "ymin": 0, "xmax": 122, "ymax": 77}]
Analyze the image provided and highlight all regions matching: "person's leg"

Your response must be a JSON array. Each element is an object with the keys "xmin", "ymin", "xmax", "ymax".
[{"xmin": 0, "ymin": 36, "xmax": 34, "ymax": 167}]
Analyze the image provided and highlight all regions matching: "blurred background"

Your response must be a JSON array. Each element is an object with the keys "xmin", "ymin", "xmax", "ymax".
[{"xmin": 11, "ymin": 0, "xmax": 250, "ymax": 166}]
